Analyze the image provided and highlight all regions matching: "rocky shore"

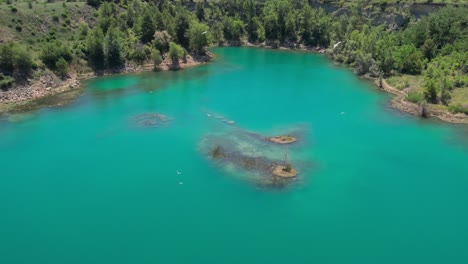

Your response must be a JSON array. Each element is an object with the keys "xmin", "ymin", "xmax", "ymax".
[
  {"xmin": 377, "ymin": 79, "xmax": 468, "ymax": 124},
  {"xmin": 2, "ymin": 46, "xmax": 466, "ymax": 125},
  {"xmin": 0, "ymin": 54, "xmax": 211, "ymax": 114}
]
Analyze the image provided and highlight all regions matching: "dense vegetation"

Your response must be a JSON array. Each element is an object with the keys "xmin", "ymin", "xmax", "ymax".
[{"xmin": 0, "ymin": 0, "xmax": 467, "ymax": 114}]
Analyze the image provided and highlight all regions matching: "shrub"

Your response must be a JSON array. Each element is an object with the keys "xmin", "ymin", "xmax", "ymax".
[
  {"xmin": 151, "ymin": 49, "xmax": 162, "ymax": 70},
  {"xmin": 13, "ymin": 47, "xmax": 33, "ymax": 77},
  {"xmin": 10, "ymin": 6, "xmax": 17, "ymax": 13},
  {"xmin": 15, "ymin": 25, "xmax": 22, "ymax": 32},
  {"xmin": 0, "ymin": 73, "xmax": 15, "ymax": 90},
  {"xmin": 168, "ymin": 42, "xmax": 184, "ymax": 65},
  {"xmin": 52, "ymin": 15, "xmax": 59, "ymax": 23},
  {"xmin": 55, "ymin": 57, "xmax": 68, "ymax": 79},
  {"xmin": 406, "ymin": 91, "xmax": 424, "ymax": 104},
  {"xmin": 40, "ymin": 41, "xmax": 72, "ymax": 69},
  {"xmin": 448, "ymin": 104, "xmax": 468, "ymax": 115}
]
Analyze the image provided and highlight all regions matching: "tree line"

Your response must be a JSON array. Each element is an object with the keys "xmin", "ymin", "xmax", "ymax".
[{"xmin": 0, "ymin": 0, "xmax": 467, "ymax": 113}]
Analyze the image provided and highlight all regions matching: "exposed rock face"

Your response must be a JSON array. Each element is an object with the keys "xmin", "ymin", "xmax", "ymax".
[{"xmin": 0, "ymin": 73, "xmax": 81, "ymax": 106}]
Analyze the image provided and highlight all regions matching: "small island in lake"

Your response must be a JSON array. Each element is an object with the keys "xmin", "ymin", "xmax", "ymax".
[
  {"xmin": 200, "ymin": 124, "xmax": 307, "ymax": 188},
  {"xmin": 272, "ymin": 164, "xmax": 298, "ymax": 178},
  {"xmin": 268, "ymin": 135, "xmax": 297, "ymax": 144}
]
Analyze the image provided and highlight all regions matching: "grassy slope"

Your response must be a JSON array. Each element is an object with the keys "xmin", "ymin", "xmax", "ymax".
[
  {"xmin": 0, "ymin": 1, "xmax": 95, "ymax": 54},
  {"xmin": 387, "ymin": 75, "xmax": 468, "ymax": 111}
]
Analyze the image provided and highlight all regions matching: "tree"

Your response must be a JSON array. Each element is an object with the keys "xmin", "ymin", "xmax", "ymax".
[
  {"xmin": 13, "ymin": 47, "xmax": 33, "ymax": 77},
  {"xmin": 40, "ymin": 41, "xmax": 72, "ymax": 70},
  {"xmin": 223, "ymin": 17, "xmax": 244, "ymax": 43},
  {"xmin": 211, "ymin": 22, "xmax": 224, "ymax": 44},
  {"xmin": 87, "ymin": 28, "xmax": 105, "ymax": 70},
  {"xmin": 175, "ymin": 11, "xmax": 191, "ymax": 47},
  {"xmin": 104, "ymin": 27, "xmax": 123, "ymax": 69},
  {"xmin": 375, "ymin": 36, "xmax": 396, "ymax": 76},
  {"xmin": 97, "ymin": 2, "xmax": 116, "ymax": 34},
  {"xmin": 86, "ymin": 0, "xmax": 101, "ymax": 8},
  {"xmin": 151, "ymin": 49, "xmax": 163, "ymax": 70},
  {"xmin": 55, "ymin": 57, "xmax": 69, "ymax": 79},
  {"xmin": 394, "ymin": 45, "xmax": 423, "ymax": 75},
  {"xmin": 196, "ymin": 2, "xmax": 205, "ymax": 21},
  {"xmin": 0, "ymin": 43, "xmax": 15, "ymax": 73},
  {"xmin": 0, "ymin": 42, "xmax": 33, "ymax": 80},
  {"xmin": 153, "ymin": 31, "xmax": 172, "ymax": 54},
  {"xmin": 168, "ymin": 42, "xmax": 184, "ymax": 65},
  {"xmin": 138, "ymin": 10, "xmax": 156, "ymax": 44},
  {"xmin": 424, "ymin": 80, "xmax": 438, "ymax": 104},
  {"xmin": 187, "ymin": 21, "xmax": 211, "ymax": 55}
]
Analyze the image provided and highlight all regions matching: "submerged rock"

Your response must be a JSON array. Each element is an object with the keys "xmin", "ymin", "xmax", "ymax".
[
  {"xmin": 131, "ymin": 113, "xmax": 171, "ymax": 127},
  {"xmin": 200, "ymin": 126, "xmax": 307, "ymax": 188}
]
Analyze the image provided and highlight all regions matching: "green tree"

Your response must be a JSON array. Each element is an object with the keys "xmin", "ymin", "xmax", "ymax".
[
  {"xmin": 196, "ymin": 2, "xmax": 205, "ymax": 21},
  {"xmin": 211, "ymin": 22, "xmax": 225, "ymax": 44},
  {"xmin": 55, "ymin": 57, "xmax": 69, "ymax": 79},
  {"xmin": 175, "ymin": 11, "xmax": 191, "ymax": 47},
  {"xmin": 439, "ymin": 78, "xmax": 452, "ymax": 106},
  {"xmin": 104, "ymin": 27, "xmax": 123, "ymax": 68},
  {"xmin": 168, "ymin": 42, "xmax": 184, "ymax": 65},
  {"xmin": 375, "ymin": 35, "xmax": 396, "ymax": 76},
  {"xmin": 187, "ymin": 21, "xmax": 211, "ymax": 55},
  {"xmin": 394, "ymin": 45, "xmax": 423, "ymax": 75},
  {"xmin": 0, "ymin": 43, "xmax": 15, "ymax": 73},
  {"xmin": 13, "ymin": 47, "xmax": 33, "ymax": 77},
  {"xmin": 223, "ymin": 17, "xmax": 244, "ymax": 43},
  {"xmin": 151, "ymin": 48, "xmax": 163, "ymax": 70},
  {"xmin": 40, "ymin": 41, "xmax": 72, "ymax": 70},
  {"xmin": 424, "ymin": 80, "xmax": 438, "ymax": 104},
  {"xmin": 153, "ymin": 31, "xmax": 172, "ymax": 54},
  {"xmin": 87, "ymin": 28, "xmax": 105, "ymax": 70},
  {"xmin": 138, "ymin": 10, "xmax": 156, "ymax": 44},
  {"xmin": 86, "ymin": 0, "xmax": 101, "ymax": 8}
]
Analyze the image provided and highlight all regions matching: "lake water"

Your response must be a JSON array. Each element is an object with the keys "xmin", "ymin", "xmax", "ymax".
[{"xmin": 1, "ymin": 47, "xmax": 468, "ymax": 263}]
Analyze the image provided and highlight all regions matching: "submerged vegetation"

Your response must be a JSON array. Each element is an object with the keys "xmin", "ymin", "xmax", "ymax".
[{"xmin": 0, "ymin": 0, "xmax": 467, "ymax": 116}]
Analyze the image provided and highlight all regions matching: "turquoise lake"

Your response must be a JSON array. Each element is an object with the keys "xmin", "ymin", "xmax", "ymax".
[{"xmin": 1, "ymin": 47, "xmax": 468, "ymax": 263}]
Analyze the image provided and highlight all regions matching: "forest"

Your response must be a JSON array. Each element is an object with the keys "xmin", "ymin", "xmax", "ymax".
[{"xmin": 0, "ymin": 0, "xmax": 467, "ymax": 114}]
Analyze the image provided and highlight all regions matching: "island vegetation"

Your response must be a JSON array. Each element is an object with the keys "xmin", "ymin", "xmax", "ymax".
[{"xmin": 0, "ymin": 0, "xmax": 467, "ymax": 120}]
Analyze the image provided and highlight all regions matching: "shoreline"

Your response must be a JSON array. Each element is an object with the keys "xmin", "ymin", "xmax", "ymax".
[
  {"xmin": 1, "ymin": 46, "xmax": 467, "ymax": 125},
  {"xmin": 0, "ymin": 53, "xmax": 211, "ymax": 114},
  {"xmin": 376, "ymin": 78, "xmax": 468, "ymax": 124}
]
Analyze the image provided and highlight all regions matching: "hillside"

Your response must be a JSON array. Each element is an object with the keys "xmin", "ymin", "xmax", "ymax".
[{"xmin": 0, "ymin": 0, "xmax": 467, "ymax": 119}]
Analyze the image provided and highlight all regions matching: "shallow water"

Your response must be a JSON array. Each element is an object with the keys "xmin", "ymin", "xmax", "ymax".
[{"xmin": 1, "ymin": 47, "xmax": 468, "ymax": 263}]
